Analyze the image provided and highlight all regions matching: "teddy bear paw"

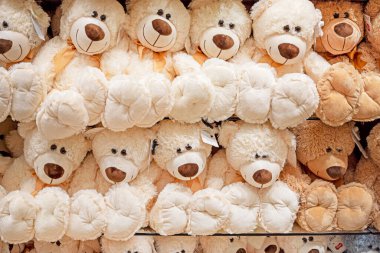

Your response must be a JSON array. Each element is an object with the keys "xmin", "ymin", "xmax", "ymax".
[
  {"xmin": 170, "ymin": 72, "xmax": 215, "ymax": 123},
  {"xmin": 70, "ymin": 67, "xmax": 108, "ymax": 126},
  {"xmin": 102, "ymin": 75, "xmax": 151, "ymax": 131},
  {"xmin": 336, "ymin": 183, "xmax": 374, "ymax": 231},
  {"xmin": 36, "ymin": 90, "xmax": 89, "ymax": 140},
  {"xmin": 34, "ymin": 187, "xmax": 70, "ymax": 242},
  {"xmin": 270, "ymin": 73, "xmax": 319, "ymax": 129},
  {"xmin": 235, "ymin": 63, "xmax": 276, "ymax": 124},
  {"xmin": 259, "ymin": 181, "xmax": 299, "ymax": 233},
  {"xmin": 103, "ymin": 184, "xmax": 146, "ymax": 241},
  {"xmin": 316, "ymin": 62, "xmax": 363, "ymax": 127},
  {"xmin": 0, "ymin": 67, "xmax": 12, "ymax": 122},
  {"xmin": 0, "ymin": 191, "xmax": 38, "ymax": 244},
  {"xmin": 221, "ymin": 182, "xmax": 260, "ymax": 233},
  {"xmin": 66, "ymin": 189, "xmax": 106, "ymax": 240},
  {"xmin": 188, "ymin": 188, "xmax": 230, "ymax": 235}
]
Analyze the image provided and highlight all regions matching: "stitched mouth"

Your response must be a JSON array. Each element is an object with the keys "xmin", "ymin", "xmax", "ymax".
[
  {"xmin": 203, "ymin": 39, "xmax": 222, "ymax": 58},
  {"xmin": 1, "ymin": 44, "xmax": 23, "ymax": 62},
  {"xmin": 143, "ymin": 23, "xmax": 174, "ymax": 49},
  {"xmin": 75, "ymin": 28, "xmax": 108, "ymax": 54},
  {"xmin": 326, "ymin": 34, "xmax": 347, "ymax": 52}
]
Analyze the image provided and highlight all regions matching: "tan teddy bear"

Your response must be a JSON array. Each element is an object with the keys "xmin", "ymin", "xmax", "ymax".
[{"xmin": 292, "ymin": 120, "xmax": 376, "ymax": 232}]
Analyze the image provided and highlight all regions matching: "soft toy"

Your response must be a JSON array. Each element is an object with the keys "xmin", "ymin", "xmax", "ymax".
[
  {"xmin": 200, "ymin": 237, "xmax": 248, "ymax": 253},
  {"xmin": 344, "ymin": 234, "xmax": 380, "ymax": 253},
  {"xmin": 247, "ymin": 236, "xmax": 281, "ymax": 253},
  {"xmin": 148, "ymin": 120, "xmax": 230, "ymax": 235},
  {"xmin": 207, "ymin": 121, "xmax": 299, "ymax": 233},
  {"xmin": 354, "ymin": 123, "xmax": 380, "ymax": 231},
  {"xmin": 0, "ymin": 124, "xmax": 89, "ymax": 244},
  {"xmin": 293, "ymin": 120, "xmax": 376, "ymax": 232},
  {"xmin": 65, "ymin": 127, "xmax": 156, "ymax": 243},
  {"xmin": 101, "ymin": 236, "xmax": 156, "ymax": 253},
  {"xmin": 0, "ymin": 0, "xmax": 50, "ymax": 123},
  {"xmin": 155, "ymin": 236, "xmax": 199, "ymax": 253},
  {"xmin": 32, "ymin": 0, "xmax": 125, "ymax": 140},
  {"xmin": 32, "ymin": 237, "xmax": 101, "ymax": 253},
  {"xmin": 277, "ymin": 235, "xmax": 329, "ymax": 253}
]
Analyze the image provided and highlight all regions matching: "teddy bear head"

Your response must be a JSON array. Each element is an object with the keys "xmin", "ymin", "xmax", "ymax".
[
  {"xmin": 188, "ymin": 0, "xmax": 251, "ymax": 60},
  {"xmin": 58, "ymin": 0, "xmax": 125, "ymax": 55},
  {"xmin": 277, "ymin": 235, "xmax": 328, "ymax": 253},
  {"xmin": 313, "ymin": 0, "xmax": 364, "ymax": 56},
  {"xmin": 250, "ymin": 0, "xmax": 323, "ymax": 65},
  {"xmin": 293, "ymin": 120, "xmax": 355, "ymax": 181},
  {"xmin": 365, "ymin": 0, "xmax": 380, "ymax": 53},
  {"xmin": 102, "ymin": 236, "xmax": 156, "ymax": 253},
  {"xmin": 219, "ymin": 121, "xmax": 296, "ymax": 188},
  {"xmin": 200, "ymin": 237, "xmax": 247, "ymax": 253},
  {"xmin": 0, "ymin": 0, "xmax": 49, "ymax": 65},
  {"xmin": 89, "ymin": 127, "xmax": 154, "ymax": 184},
  {"xmin": 155, "ymin": 236, "xmax": 198, "ymax": 253},
  {"xmin": 248, "ymin": 236, "xmax": 281, "ymax": 253},
  {"xmin": 20, "ymin": 123, "xmax": 89, "ymax": 185},
  {"xmin": 126, "ymin": 0, "xmax": 190, "ymax": 53},
  {"xmin": 152, "ymin": 120, "xmax": 212, "ymax": 181}
]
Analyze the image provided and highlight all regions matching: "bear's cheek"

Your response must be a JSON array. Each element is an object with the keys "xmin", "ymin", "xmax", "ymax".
[
  {"xmin": 0, "ymin": 30, "xmax": 31, "ymax": 63},
  {"xmin": 34, "ymin": 153, "xmax": 74, "ymax": 184}
]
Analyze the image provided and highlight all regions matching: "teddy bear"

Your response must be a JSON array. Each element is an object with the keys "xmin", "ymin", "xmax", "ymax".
[
  {"xmin": 0, "ymin": 0, "xmax": 50, "ymax": 123},
  {"xmin": 292, "ymin": 120, "xmax": 376, "ymax": 232},
  {"xmin": 200, "ymin": 237, "xmax": 248, "ymax": 253},
  {"xmin": 147, "ymin": 120, "xmax": 230, "ymax": 236},
  {"xmin": 32, "ymin": 237, "xmax": 101, "ymax": 253},
  {"xmin": 343, "ymin": 234, "xmax": 380, "ymax": 253},
  {"xmin": 30, "ymin": 0, "xmax": 126, "ymax": 140},
  {"xmin": 0, "ymin": 123, "xmax": 89, "ymax": 244},
  {"xmin": 64, "ymin": 127, "xmax": 156, "ymax": 243},
  {"xmin": 277, "ymin": 235, "xmax": 329, "ymax": 253},
  {"xmin": 247, "ymin": 236, "xmax": 281, "ymax": 253},
  {"xmin": 206, "ymin": 121, "xmax": 299, "ymax": 234},
  {"xmin": 354, "ymin": 123, "xmax": 380, "ymax": 231}
]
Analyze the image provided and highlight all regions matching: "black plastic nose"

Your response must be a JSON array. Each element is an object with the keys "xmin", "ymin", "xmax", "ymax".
[
  {"xmin": 85, "ymin": 24, "xmax": 105, "ymax": 41},
  {"xmin": 213, "ymin": 34, "xmax": 234, "ymax": 50},
  {"xmin": 278, "ymin": 43, "xmax": 300, "ymax": 59},
  {"xmin": 309, "ymin": 249, "xmax": 320, "ymax": 253},
  {"xmin": 178, "ymin": 163, "xmax": 199, "ymax": 177},
  {"xmin": 152, "ymin": 19, "xmax": 172, "ymax": 36},
  {"xmin": 334, "ymin": 23, "xmax": 353, "ymax": 38},
  {"xmin": 236, "ymin": 248, "xmax": 246, "ymax": 253},
  {"xmin": 327, "ymin": 166, "xmax": 344, "ymax": 179},
  {"xmin": 0, "ymin": 39, "xmax": 12, "ymax": 54},
  {"xmin": 44, "ymin": 163, "xmax": 64, "ymax": 179},
  {"xmin": 253, "ymin": 169, "xmax": 272, "ymax": 184},
  {"xmin": 265, "ymin": 245, "xmax": 278, "ymax": 253},
  {"xmin": 105, "ymin": 167, "xmax": 126, "ymax": 183}
]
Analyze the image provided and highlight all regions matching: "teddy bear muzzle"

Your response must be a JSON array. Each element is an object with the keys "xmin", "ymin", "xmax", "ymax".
[
  {"xmin": 105, "ymin": 167, "xmax": 126, "ymax": 183},
  {"xmin": 236, "ymin": 248, "xmax": 247, "ymax": 253},
  {"xmin": 43, "ymin": 163, "xmax": 65, "ymax": 179},
  {"xmin": 99, "ymin": 156, "xmax": 139, "ymax": 184},
  {"xmin": 240, "ymin": 160, "xmax": 281, "ymax": 188},
  {"xmin": 166, "ymin": 151, "xmax": 206, "ymax": 180},
  {"xmin": 0, "ymin": 31, "xmax": 31, "ymax": 63}
]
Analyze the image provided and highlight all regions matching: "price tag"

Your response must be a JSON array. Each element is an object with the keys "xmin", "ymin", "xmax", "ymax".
[
  {"xmin": 364, "ymin": 14, "xmax": 372, "ymax": 34},
  {"xmin": 201, "ymin": 130, "xmax": 219, "ymax": 147},
  {"xmin": 327, "ymin": 235, "xmax": 347, "ymax": 253}
]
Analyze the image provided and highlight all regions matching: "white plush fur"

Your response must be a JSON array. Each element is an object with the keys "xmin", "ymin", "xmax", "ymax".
[
  {"xmin": 277, "ymin": 235, "xmax": 329, "ymax": 253},
  {"xmin": 200, "ymin": 237, "xmax": 248, "ymax": 253},
  {"xmin": 102, "ymin": 236, "xmax": 155, "ymax": 253},
  {"xmin": 155, "ymin": 236, "xmax": 198, "ymax": 253}
]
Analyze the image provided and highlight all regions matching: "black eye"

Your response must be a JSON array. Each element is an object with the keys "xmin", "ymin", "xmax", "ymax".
[
  {"xmin": 2, "ymin": 21, "xmax": 8, "ymax": 28},
  {"xmin": 181, "ymin": 250, "xmax": 186, "ymax": 253},
  {"xmin": 326, "ymin": 147, "xmax": 332, "ymax": 153},
  {"xmin": 229, "ymin": 23, "xmax": 235, "ymax": 29},
  {"xmin": 127, "ymin": 251, "xmax": 131, "ymax": 253},
  {"xmin": 344, "ymin": 12, "xmax": 349, "ymax": 18},
  {"xmin": 218, "ymin": 20, "xmax": 224, "ymax": 27},
  {"xmin": 177, "ymin": 148, "xmax": 182, "ymax": 153},
  {"xmin": 60, "ymin": 147, "xmax": 66, "ymax": 154},
  {"xmin": 302, "ymin": 238, "xmax": 307, "ymax": 243},
  {"xmin": 111, "ymin": 148, "xmax": 117, "ymax": 154},
  {"xmin": 157, "ymin": 9, "xmax": 164, "ymax": 16},
  {"xmin": 92, "ymin": 11, "xmax": 98, "ymax": 18},
  {"xmin": 336, "ymin": 147, "xmax": 343, "ymax": 152},
  {"xmin": 166, "ymin": 13, "xmax": 171, "ymax": 19},
  {"xmin": 262, "ymin": 155, "xmax": 268, "ymax": 159},
  {"xmin": 134, "ymin": 251, "xmax": 138, "ymax": 253},
  {"xmin": 295, "ymin": 26, "xmax": 301, "ymax": 32},
  {"xmin": 100, "ymin": 15, "xmax": 106, "ymax": 21},
  {"xmin": 185, "ymin": 144, "xmax": 192, "ymax": 150},
  {"xmin": 334, "ymin": 13, "xmax": 339, "ymax": 18},
  {"xmin": 0, "ymin": 134, "xmax": 4, "ymax": 140},
  {"xmin": 255, "ymin": 153, "xmax": 260, "ymax": 159},
  {"xmin": 56, "ymin": 241, "xmax": 61, "ymax": 246},
  {"xmin": 283, "ymin": 25, "xmax": 290, "ymax": 32},
  {"xmin": 369, "ymin": 245, "xmax": 373, "ymax": 249},
  {"xmin": 50, "ymin": 144, "xmax": 57, "ymax": 151},
  {"xmin": 121, "ymin": 149, "xmax": 127, "ymax": 156},
  {"xmin": 309, "ymin": 236, "xmax": 314, "ymax": 241},
  {"xmin": 230, "ymin": 238, "xmax": 234, "ymax": 242}
]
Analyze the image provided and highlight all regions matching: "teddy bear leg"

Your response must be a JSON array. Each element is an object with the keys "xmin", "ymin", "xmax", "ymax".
[
  {"xmin": 0, "ymin": 68, "xmax": 12, "ymax": 122},
  {"xmin": 66, "ymin": 189, "xmax": 106, "ymax": 241},
  {"xmin": 36, "ymin": 89, "xmax": 89, "ymax": 140},
  {"xmin": 270, "ymin": 73, "xmax": 319, "ymax": 129},
  {"xmin": 297, "ymin": 180, "xmax": 337, "ymax": 232},
  {"xmin": 221, "ymin": 182, "xmax": 260, "ymax": 233},
  {"xmin": 9, "ymin": 63, "xmax": 45, "ymax": 123},
  {"xmin": 316, "ymin": 62, "xmax": 363, "ymax": 126},
  {"xmin": 102, "ymin": 75, "xmax": 151, "ymax": 131},
  {"xmin": 103, "ymin": 184, "xmax": 146, "ymax": 241},
  {"xmin": 259, "ymin": 181, "xmax": 299, "ymax": 233},
  {"xmin": 0, "ymin": 191, "xmax": 38, "ymax": 244},
  {"xmin": 336, "ymin": 183, "xmax": 374, "ymax": 230},
  {"xmin": 188, "ymin": 188, "xmax": 230, "ymax": 235},
  {"xmin": 136, "ymin": 73, "xmax": 173, "ymax": 128},
  {"xmin": 34, "ymin": 187, "xmax": 70, "ymax": 242},
  {"xmin": 149, "ymin": 183, "xmax": 192, "ymax": 235},
  {"xmin": 71, "ymin": 67, "xmax": 108, "ymax": 126}
]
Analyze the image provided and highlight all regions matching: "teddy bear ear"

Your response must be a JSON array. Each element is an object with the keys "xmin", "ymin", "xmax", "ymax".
[
  {"xmin": 366, "ymin": 0, "xmax": 380, "ymax": 18},
  {"xmin": 17, "ymin": 121, "xmax": 37, "ymax": 139},
  {"xmin": 25, "ymin": 0, "xmax": 50, "ymax": 40},
  {"xmin": 218, "ymin": 121, "xmax": 239, "ymax": 148},
  {"xmin": 250, "ymin": 0, "xmax": 273, "ymax": 21},
  {"xmin": 147, "ymin": 237, "xmax": 157, "ymax": 253},
  {"xmin": 84, "ymin": 127, "xmax": 105, "ymax": 141},
  {"xmin": 313, "ymin": 8, "xmax": 324, "ymax": 39},
  {"xmin": 60, "ymin": 0, "xmax": 75, "ymax": 14},
  {"xmin": 281, "ymin": 129, "xmax": 297, "ymax": 168}
]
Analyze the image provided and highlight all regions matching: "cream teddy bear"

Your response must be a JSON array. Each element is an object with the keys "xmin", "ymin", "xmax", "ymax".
[
  {"xmin": 200, "ymin": 237, "xmax": 248, "ymax": 253},
  {"xmin": 208, "ymin": 121, "xmax": 299, "ymax": 233},
  {"xmin": 247, "ymin": 236, "xmax": 281, "ymax": 253},
  {"xmin": 155, "ymin": 236, "xmax": 199, "ymax": 253},
  {"xmin": 277, "ymin": 235, "xmax": 329, "ymax": 253},
  {"xmin": 65, "ymin": 127, "xmax": 156, "ymax": 243},
  {"xmin": 0, "ymin": 124, "xmax": 89, "ymax": 244},
  {"xmin": 147, "ymin": 120, "xmax": 230, "ymax": 235},
  {"xmin": 0, "ymin": 0, "xmax": 50, "ymax": 123},
  {"xmin": 32, "ymin": 236, "xmax": 101, "ymax": 253},
  {"xmin": 32, "ymin": 0, "xmax": 125, "ymax": 140}
]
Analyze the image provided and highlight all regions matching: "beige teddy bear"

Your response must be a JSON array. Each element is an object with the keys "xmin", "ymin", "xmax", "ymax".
[
  {"xmin": 200, "ymin": 237, "xmax": 248, "ymax": 253},
  {"xmin": 0, "ymin": 0, "xmax": 50, "ymax": 123}
]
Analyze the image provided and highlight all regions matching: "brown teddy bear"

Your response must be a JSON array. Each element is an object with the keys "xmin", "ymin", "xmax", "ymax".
[
  {"xmin": 354, "ymin": 123, "xmax": 380, "ymax": 231},
  {"xmin": 290, "ymin": 120, "xmax": 376, "ymax": 232}
]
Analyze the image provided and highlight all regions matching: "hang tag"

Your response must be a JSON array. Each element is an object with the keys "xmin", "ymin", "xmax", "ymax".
[
  {"xmin": 364, "ymin": 14, "xmax": 372, "ymax": 34},
  {"xmin": 327, "ymin": 235, "xmax": 347, "ymax": 253},
  {"xmin": 351, "ymin": 127, "xmax": 368, "ymax": 159},
  {"xmin": 31, "ymin": 15, "xmax": 45, "ymax": 41},
  {"xmin": 201, "ymin": 130, "xmax": 219, "ymax": 147}
]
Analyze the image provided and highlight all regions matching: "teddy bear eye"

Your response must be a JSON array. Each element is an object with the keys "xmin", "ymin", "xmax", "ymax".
[
  {"xmin": 0, "ymin": 134, "xmax": 4, "ymax": 140},
  {"xmin": 127, "ymin": 251, "xmax": 131, "ymax": 253},
  {"xmin": 50, "ymin": 144, "xmax": 57, "ymax": 151},
  {"xmin": 295, "ymin": 26, "xmax": 301, "ymax": 32},
  {"xmin": 308, "ymin": 236, "xmax": 314, "ymax": 241},
  {"xmin": 336, "ymin": 147, "xmax": 343, "ymax": 152},
  {"xmin": 100, "ymin": 15, "xmax": 106, "ymax": 21},
  {"xmin": 181, "ymin": 250, "xmax": 186, "ymax": 253},
  {"xmin": 166, "ymin": 13, "xmax": 171, "ymax": 20},
  {"xmin": 2, "ymin": 21, "xmax": 8, "ymax": 28},
  {"xmin": 92, "ymin": 11, "xmax": 98, "ymax": 18},
  {"xmin": 121, "ymin": 149, "xmax": 127, "ymax": 156},
  {"xmin": 157, "ymin": 9, "xmax": 164, "ymax": 16},
  {"xmin": 229, "ymin": 23, "xmax": 235, "ymax": 29},
  {"xmin": 326, "ymin": 147, "xmax": 332, "ymax": 153},
  {"xmin": 56, "ymin": 241, "xmax": 61, "ymax": 246},
  {"xmin": 283, "ymin": 25, "xmax": 290, "ymax": 32},
  {"xmin": 255, "ymin": 153, "xmax": 261, "ymax": 159},
  {"xmin": 302, "ymin": 238, "xmax": 307, "ymax": 243},
  {"xmin": 177, "ymin": 148, "xmax": 182, "ymax": 153},
  {"xmin": 262, "ymin": 155, "xmax": 268, "ymax": 159},
  {"xmin": 218, "ymin": 20, "xmax": 224, "ymax": 27},
  {"xmin": 60, "ymin": 147, "xmax": 67, "ymax": 154},
  {"xmin": 333, "ymin": 13, "xmax": 339, "ymax": 19},
  {"xmin": 344, "ymin": 12, "xmax": 349, "ymax": 18},
  {"xmin": 185, "ymin": 144, "xmax": 192, "ymax": 150},
  {"xmin": 230, "ymin": 238, "xmax": 234, "ymax": 242},
  {"xmin": 111, "ymin": 148, "xmax": 117, "ymax": 154}
]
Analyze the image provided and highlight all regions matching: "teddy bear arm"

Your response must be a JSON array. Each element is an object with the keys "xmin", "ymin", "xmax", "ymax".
[
  {"xmin": 205, "ymin": 150, "xmax": 229, "ymax": 190},
  {"xmin": 0, "ymin": 68, "xmax": 12, "ymax": 122},
  {"xmin": 67, "ymin": 155, "xmax": 99, "ymax": 196},
  {"xmin": 303, "ymin": 51, "xmax": 332, "ymax": 83},
  {"xmin": 1, "ymin": 156, "xmax": 34, "ymax": 192},
  {"xmin": 100, "ymin": 47, "xmax": 131, "ymax": 78},
  {"xmin": 357, "ymin": 42, "xmax": 380, "ymax": 73},
  {"xmin": 354, "ymin": 158, "xmax": 378, "ymax": 189}
]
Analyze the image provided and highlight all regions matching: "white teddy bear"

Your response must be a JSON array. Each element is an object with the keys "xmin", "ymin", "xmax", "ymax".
[
  {"xmin": 147, "ymin": 120, "xmax": 230, "ymax": 236},
  {"xmin": 207, "ymin": 121, "xmax": 299, "ymax": 233},
  {"xmin": 0, "ymin": 0, "xmax": 50, "ymax": 123},
  {"xmin": 277, "ymin": 235, "xmax": 329, "ymax": 253},
  {"xmin": 0, "ymin": 124, "xmax": 89, "ymax": 244},
  {"xmin": 32, "ymin": 236, "xmax": 101, "ymax": 253},
  {"xmin": 200, "ymin": 237, "xmax": 248, "ymax": 253},
  {"xmin": 32, "ymin": 0, "xmax": 126, "ymax": 140},
  {"xmin": 247, "ymin": 236, "xmax": 281, "ymax": 253}
]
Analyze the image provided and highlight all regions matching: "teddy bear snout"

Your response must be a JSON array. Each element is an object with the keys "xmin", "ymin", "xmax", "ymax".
[
  {"xmin": 85, "ymin": 23, "xmax": 106, "ymax": 41},
  {"xmin": 213, "ymin": 34, "xmax": 234, "ymax": 50},
  {"xmin": 334, "ymin": 23, "xmax": 353, "ymax": 38},
  {"xmin": 253, "ymin": 169, "xmax": 273, "ymax": 185},
  {"xmin": 278, "ymin": 43, "xmax": 300, "ymax": 60},
  {"xmin": 236, "ymin": 248, "xmax": 246, "ymax": 253},
  {"xmin": 152, "ymin": 19, "xmax": 173, "ymax": 36},
  {"xmin": 0, "ymin": 38, "xmax": 12, "ymax": 54},
  {"xmin": 326, "ymin": 166, "xmax": 344, "ymax": 179},
  {"xmin": 43, "ymin": 163, "xmax": 65, "ymax": 179},
  {"xmin": 264, "ymin": 244, "xmax": 278, "ymax": 253},
  {"xmin": 308, "ymin": 249, "xmax": 320, "ymax": 253},
  {"xmin": 178, "ymin": 163, "xmax": 199, "ymax": 177},
  {"xmin": 105, "ymin": 167, "xmax": 127, "ymax": 183}
]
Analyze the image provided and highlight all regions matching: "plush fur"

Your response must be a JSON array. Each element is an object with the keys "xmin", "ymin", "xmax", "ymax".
[
  {"xmin": 200, "ymin": 237, "xmax": 248, "ymax": 253},
  {"xmin": 277, "ymin": 235, "xmax": 329, "ymax": 253}
]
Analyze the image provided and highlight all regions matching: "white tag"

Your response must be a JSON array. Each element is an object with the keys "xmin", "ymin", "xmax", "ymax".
[
  {"xmin": 351, "ymin": 127, "xmax": 368, "ymax": 159},
  {"xmin": 31, "ymin": 15, "xmax": 45, "ymax": 41},
  {"xmin": 201, "ymin": 130, "xmax": 219, "ymax": 147},
  {"xmin": 327, "ymin": 235, "xmax": 347, "ymax": 253},
  {"xmin": 364, "ymin": 14, "xmax": 372, "ymax": 34}
]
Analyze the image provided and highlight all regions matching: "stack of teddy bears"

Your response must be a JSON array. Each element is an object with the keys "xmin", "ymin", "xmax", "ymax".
[{"xmin": 0, "ymin": 0, "xmax": 379, "ymax": 252}]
